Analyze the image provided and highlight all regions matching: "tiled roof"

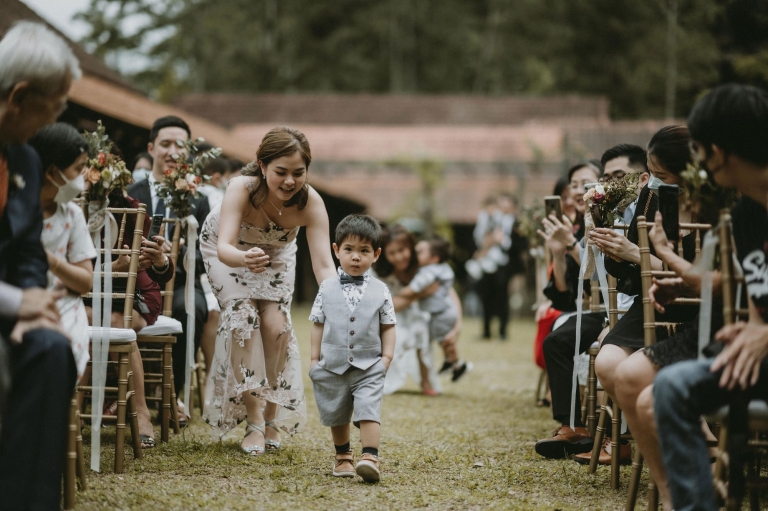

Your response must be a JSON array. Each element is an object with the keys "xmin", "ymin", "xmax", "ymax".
[
  {"xmin": 1, "ymin": 0, "xmax": 139, "ymax": 93},
  {"xmin": 233, "ymin": 123, "xmax": 565, "ymax": 163},
  {"xmin": 175, "ymin": 93, "xmax": 610, "ymax": 127}
]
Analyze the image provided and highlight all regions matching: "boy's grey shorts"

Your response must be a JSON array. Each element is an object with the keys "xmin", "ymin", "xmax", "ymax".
[
  {"xmin": 309, "ymin": 360, "xmax": 386, "ymax": 427},
  {"xmin": 430, "ymin": 308, "xmax": 458, "ymax": 343}
]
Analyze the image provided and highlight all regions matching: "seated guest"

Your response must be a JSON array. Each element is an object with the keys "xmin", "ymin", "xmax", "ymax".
[
  {"xmin": 588, "ymin": 127, "xmax": 702, "ymax": 476},
  {"xmin": 534, "ymin": 160, "xmax": 606, "ymax": 457},
  {"xmin": 128, "ymin": 116, "xmax": 210, "ymax": 417},
  {"xmin": 29, "ymin": 123, "xmax": 95, "ymax": 378},
  {"xmin": 655, "ymin": 84, "xmax": 768, "ymax": 511},
  {"xmin": 131, "ymin": 151, "xmax": 152, "ymax": 183},
  {"xmin": 0, "ymin": 21, "xmax": 81, "ymax": 510}
]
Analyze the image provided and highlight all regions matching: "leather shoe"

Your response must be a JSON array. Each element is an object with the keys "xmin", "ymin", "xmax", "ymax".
[
  {"xmin": 535, "ymin": 425, "xmax": 594, "ymax": 459},
  {"xmin": 574, "ymin": 437, "xmax": 632, "ymax": 465}
]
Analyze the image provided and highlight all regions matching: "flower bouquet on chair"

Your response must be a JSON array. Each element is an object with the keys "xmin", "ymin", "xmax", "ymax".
[
  {"xmin": 583, "ymin": 173, "xmax": 640, "ymax": 228},
  {"xmin": 82, "ymin": 121, "xmax": 133, "ymax": 241},
  {"xmin": 153, "ymin": 138, "xmax": 220, "ymax": 218}
]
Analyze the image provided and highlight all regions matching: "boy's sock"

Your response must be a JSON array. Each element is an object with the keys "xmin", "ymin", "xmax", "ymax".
[
  {"xmin": 362, "ymin": 447, "xmax": 379, "ymax": 457},
  {"xmin": 335, "ymin": 442, "xmax": 351, "ymax": 454}
]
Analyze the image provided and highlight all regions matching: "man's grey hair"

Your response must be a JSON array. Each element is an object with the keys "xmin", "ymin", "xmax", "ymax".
[{"xmin": 0, "ymin": 21, "xmax": 81, "ymax": 98}]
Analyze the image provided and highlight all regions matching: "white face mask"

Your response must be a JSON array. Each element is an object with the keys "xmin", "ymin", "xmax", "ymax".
[
  {"xmin": 48, "ymin": 170, "xmax": 85, "ymax": 204},
  {"xmin": 132, "ymin": 167, "xmax": 151, "ymax": 182},
  {"xmin": 647, "ymin": 175, "xmax": 665, "ymax": 190}
]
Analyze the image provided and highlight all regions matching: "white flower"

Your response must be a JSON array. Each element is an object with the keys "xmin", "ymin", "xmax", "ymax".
[
  {"xmin": 595, "ymin": 184, "xmax": 606, "ymax": 195},
  {"xmin": 698, "ymin": 170, "xmax": 708, "ymax": 180}
]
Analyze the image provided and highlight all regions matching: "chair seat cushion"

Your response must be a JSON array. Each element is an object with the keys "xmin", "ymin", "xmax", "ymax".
[
  {"xmin": 138, "ymin": 315, "xmax": 183, "ymax": 336},
  {"xmin": 88, "ymin": 327, "xmax": 136, "ymax": 343}
]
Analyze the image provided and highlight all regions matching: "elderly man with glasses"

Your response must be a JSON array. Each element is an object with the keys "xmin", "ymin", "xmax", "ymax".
[{"xmin": 0, "ymin": 21, "xmax": 81, "ymax": 510}]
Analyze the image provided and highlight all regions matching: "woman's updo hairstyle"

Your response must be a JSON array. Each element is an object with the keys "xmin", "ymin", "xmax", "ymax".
[
  {"xmin": 28, "ymin": 122, "xmax": 88, "ymax": 173},
  {"xmin": 242, "ymin": 126, "xmax": 312, "ymax": 210},
  {"xmin": 647, "ymin": 125, "xmax": 691, "ymax": 176}
]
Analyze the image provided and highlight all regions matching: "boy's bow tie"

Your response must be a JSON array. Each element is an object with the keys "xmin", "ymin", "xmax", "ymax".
[{"xmin": 340, "ymin": 274, "xmax": 365, "ymax": 286}]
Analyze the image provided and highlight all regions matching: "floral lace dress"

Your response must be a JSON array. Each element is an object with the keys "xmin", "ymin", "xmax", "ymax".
[{"xmin": 200, "ymin": 203, "xmax": 306, "ymax": 439}]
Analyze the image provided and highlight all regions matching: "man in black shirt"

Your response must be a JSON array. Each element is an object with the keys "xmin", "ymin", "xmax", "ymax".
[{"xmin": 654, "ymin": 84, "xmax": 768, "ymax": 511}]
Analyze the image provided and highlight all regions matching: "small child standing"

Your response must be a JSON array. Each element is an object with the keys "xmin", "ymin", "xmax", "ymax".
[
  {"xmin": 309, "ymin": 214, "xmax": 396, "ymax": 483},
  {"xmin": 404, "ymin": 236, "xmax": 471, "ymax": 382}
]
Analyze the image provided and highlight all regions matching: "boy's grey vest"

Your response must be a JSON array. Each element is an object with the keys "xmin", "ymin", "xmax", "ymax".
[{"xmin": 317, "ymin": 277, "xmax": 387, "ymax": 375}]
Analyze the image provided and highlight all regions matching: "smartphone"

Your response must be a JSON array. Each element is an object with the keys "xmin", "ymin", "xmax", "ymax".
[
  {"xmin": 584, "ymin": 182, "xmax": 599, "ymax": 192},
  {"xmin": 148, "ymin": 214, "xmax": 164, "ymax": 241},
  {"xmin": 658, "ymin": 184, "xmax": 679, "ymax": 243},
  {"xmin": 544, "ymin": 196, "xmax": 562, "ymax": 221}
]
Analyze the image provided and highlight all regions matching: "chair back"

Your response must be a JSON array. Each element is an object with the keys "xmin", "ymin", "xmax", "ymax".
[
  {"xmin": 637, "ymin": 215, "xmax": 711, "ymax": 347},
  {"xmin": 85, "ymin": 204, "xmax": 146, "ymax": 329},
  {"xmin": 160, "ymin": 218, "xmax": 182, "ymax": 317}
]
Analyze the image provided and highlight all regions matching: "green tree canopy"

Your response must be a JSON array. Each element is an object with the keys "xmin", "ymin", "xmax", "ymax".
[{"xmin": 76, "ymin": 0, "xmax": 768, "ymax": 118}]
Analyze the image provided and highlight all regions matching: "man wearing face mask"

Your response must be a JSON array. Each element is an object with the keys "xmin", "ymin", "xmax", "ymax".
[
  {"xmin": 29, "ymin": 123, "xmax": 96, "ymax": 380},
  {"xmin": 0, "ymin": 22, "xmax": 81, "ymax": 509}
]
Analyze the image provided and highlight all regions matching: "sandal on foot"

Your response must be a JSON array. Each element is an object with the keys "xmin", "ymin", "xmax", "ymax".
[
  {"xmin": 241, "ymin": 421, "xmax": 266, "ymax": 456},
  {"xmin": 139, "ymin": 434, "xmax": 156, "ymax": 449},
  {"xmin": 264, "ymin": 420, "xmax": 282, "ymax": 451}
]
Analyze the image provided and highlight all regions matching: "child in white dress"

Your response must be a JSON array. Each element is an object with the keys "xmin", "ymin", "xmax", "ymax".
[{"xmin": 30, "ymin": 124, "xmax": 96, "ymax": 377}]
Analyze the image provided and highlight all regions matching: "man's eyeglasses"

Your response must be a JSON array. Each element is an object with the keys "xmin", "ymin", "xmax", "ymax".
[{"xmin": 599, "ymin": 171, "xmax": 626, "ymax": 184}]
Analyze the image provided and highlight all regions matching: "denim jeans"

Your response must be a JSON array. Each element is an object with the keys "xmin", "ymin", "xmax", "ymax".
[{"xmin": 654, "ymin": 359, "xmax": 768, "ymax": 511}]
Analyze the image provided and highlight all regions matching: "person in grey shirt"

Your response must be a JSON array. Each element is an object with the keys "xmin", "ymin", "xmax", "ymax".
[{"xmin": 401, "ymin": 236, "xmax": 472, "ymax": 382}]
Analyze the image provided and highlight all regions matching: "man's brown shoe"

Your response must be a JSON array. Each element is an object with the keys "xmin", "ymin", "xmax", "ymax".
[
  {"xmin": 574, "ymin": 437, "xmax": 632, "ymax": 465},
  {"xmin": 333, "ymin": 452, "xmax": 355, "ymax": 477},
  {"xmin": 534, "ymin": 425, "xmax": 594, "ymax": 459},
  {"xmin": 355, "ymin": 453, "xmax": 380, "ymax": 483}
]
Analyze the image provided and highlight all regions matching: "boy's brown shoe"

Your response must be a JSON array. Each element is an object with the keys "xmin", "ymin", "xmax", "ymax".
[
  {"xmin": 333, "ymin": 452, "xmax": 355, "ymax": 477},
  {"xmin": 355, "ymin": 453, "xmax": 380, "ymax": 483},
  {"xmin": 534, "ymin": 426, "xmax": 594, "ymax": 459}
]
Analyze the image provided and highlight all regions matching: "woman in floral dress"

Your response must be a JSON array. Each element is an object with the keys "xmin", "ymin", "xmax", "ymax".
[{"xmin": 201, "ymin": 127, "xmax": 335, "ymax": 455}]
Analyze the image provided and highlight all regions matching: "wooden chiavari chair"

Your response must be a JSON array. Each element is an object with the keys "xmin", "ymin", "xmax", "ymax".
[
  {"xmin": 77, "ymin": 204, "xmax": 146, "ymax": 473},
  {"xmin": 627, "ymin": 215, "xmax": 710, "ymax": 510},
  {"xmin": 708, "ymin": 211, "xmax": 768, "ymax": 511},
  {"xmin": 136, "ymin": 217, "xmax": 183, "ymax": 441}
]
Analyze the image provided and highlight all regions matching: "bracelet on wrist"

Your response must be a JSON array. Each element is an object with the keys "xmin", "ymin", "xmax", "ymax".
[
  {"xmin": 566, "ymin": 239, "xmax": 579, "ymax": 251},
  {"xmin": 152, "ymin": 256, "xmax": 170, "ymax": 274}
]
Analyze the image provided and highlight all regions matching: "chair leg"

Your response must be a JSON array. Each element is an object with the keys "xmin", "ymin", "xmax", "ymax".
[
  {"xmin": 626, "ymin": 447, "xmax": 643, "ymax": 511},
  {"xmin": 127, "ymin": 370, "xmax": 143, "ymax": 459},
  {"xmin": 586, "ymin": 353, "xmax": 597, "ymax": 436},
  {"xmin": 535, "ymin": 370, "xmax": 547, "ymax": 405},
  {"xmin": 196, "ymin": 348, "xmax": 206, "ymax": 416},
  {"xmin": 713, "ymin": 422, "xmax": 729, "ymax": 504},
  {"xmin": 161, "ymin": 341, "xmax": 172, "ymax": 442},
  {"xmin": 611, "ymin": 400, "xmax": 622, "ymax": 490},
  {"xmin": 114, "ymin": 351, "xmax": 130, "ymax": 473},
  {"xmin": 64, "ymin": 397, "xmax": 77, "ymax": 510},
  {"xmin": 590, "ymin": 393, "xmax": 610, "ymax": 474},
  {"xmin": 170, "ymin": 384, "xmax": 181, "ymax": 434},
  {"xmin": 647, "ymin": 477, "xmax": 658, "ymax": 510},
  {"xmin": 75, "ymin": 406, "xmax": 87, "ymax": 491}
]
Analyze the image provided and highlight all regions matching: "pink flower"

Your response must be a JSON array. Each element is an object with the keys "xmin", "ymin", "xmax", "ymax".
[
  {"xmin": 175, "ymin": 178, "xmax": 189, "ymax": 190},
  {"xmin": 593, "ymin": 193, "xmax": 605, "ymax": 202}
]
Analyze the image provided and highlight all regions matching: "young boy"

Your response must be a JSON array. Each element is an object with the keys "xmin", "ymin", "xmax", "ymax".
[
  {"xmin": 308, "ymin": 214, "xmax": 396, "ymax": 483},
  {"xmin": 406, "ymin": 236, "xmax": 471, "ymax": 382}
]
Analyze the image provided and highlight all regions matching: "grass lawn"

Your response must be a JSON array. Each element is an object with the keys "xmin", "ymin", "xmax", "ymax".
[{"xmin": 76, "ymin": 307, "xmax": 649, "ymax": 510}]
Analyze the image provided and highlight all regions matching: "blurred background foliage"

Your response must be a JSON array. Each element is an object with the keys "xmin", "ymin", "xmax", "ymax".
[{"xmin": 77, "ymin": 0, "xmax": 768, "ymax": 118}]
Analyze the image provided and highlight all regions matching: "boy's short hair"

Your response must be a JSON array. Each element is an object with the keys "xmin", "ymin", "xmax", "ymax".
[
  {"xmin": 687, "ymin": 84, "xmax": 768, "ymax": 166},
  {"xmin": 425, "ymin": 236, "xmax": 451, "ymax": 263},
  {"xmin": 335, "ymin": 214, "xmax": 382, "ymax": 249}
]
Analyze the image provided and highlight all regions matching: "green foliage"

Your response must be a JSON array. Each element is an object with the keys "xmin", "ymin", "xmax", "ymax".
[{"xmin": 75, "ymin": 0, "xmax": 764, "ymax": 118}]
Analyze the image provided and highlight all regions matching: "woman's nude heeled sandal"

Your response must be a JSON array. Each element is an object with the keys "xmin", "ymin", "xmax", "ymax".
[
  {"xmin": 241, "ymin": 421, "xmax": 266, "ymax": 456},
  {"xmin": 265, "ymin": 420, "xmax": 282, "ymax": 451}
]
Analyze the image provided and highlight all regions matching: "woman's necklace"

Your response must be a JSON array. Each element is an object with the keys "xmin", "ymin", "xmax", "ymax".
[{"xmin": 268, "ymin": 197, "xmax": 284, "ymax": 216}]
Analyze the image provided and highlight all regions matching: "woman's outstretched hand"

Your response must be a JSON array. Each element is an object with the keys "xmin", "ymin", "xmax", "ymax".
[{"xmin": 244, "ymin": 247, "xmax": 269, "ymax": 273}]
